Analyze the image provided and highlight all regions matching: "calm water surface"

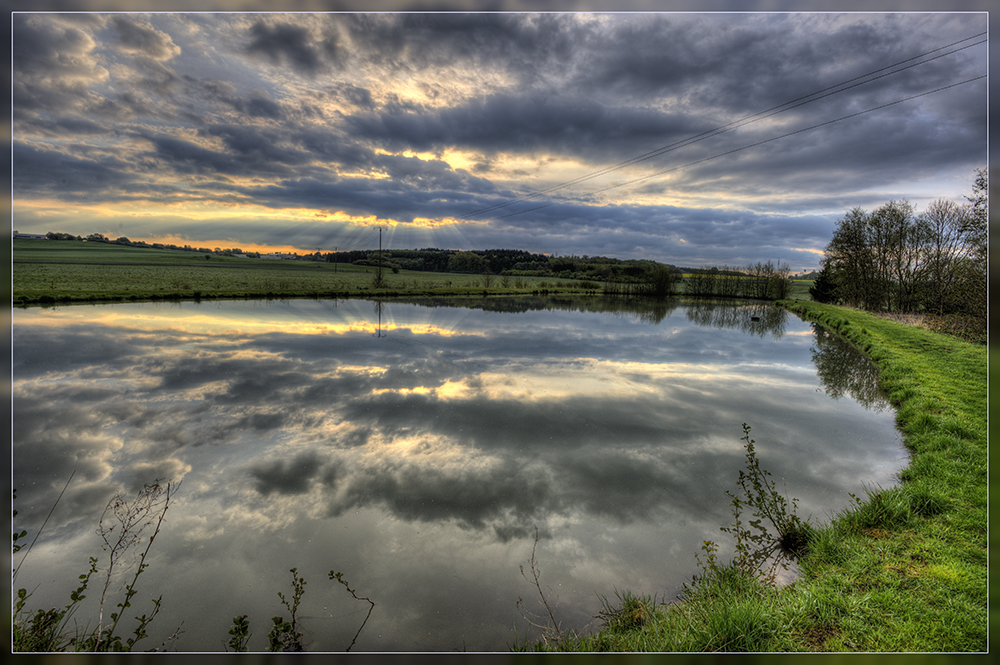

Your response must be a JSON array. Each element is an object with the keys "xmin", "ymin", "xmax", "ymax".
[{"xmin": 12, "ymin": 297, "xmax": 906, "ymax": 652}]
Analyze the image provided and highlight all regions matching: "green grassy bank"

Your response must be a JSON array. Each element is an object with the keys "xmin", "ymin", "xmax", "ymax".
[{"xmin": 528, "ymin": 301, "xmax": 987, "ymax": 652}]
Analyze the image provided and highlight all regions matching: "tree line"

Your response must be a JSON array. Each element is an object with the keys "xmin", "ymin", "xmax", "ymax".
[
  {"xmin": 337, "ymin": 248, "xmax": 685, "ymax": 281},
  {"xmin": 31, "ymin": 234, "xmax": 688, "ymax": 282},
  {"xmin": 684, "ymin": 260, "xmax": 793, "ymax": 301},
  {"xmin": 811, "ymin": 169, "xmax": 986, "ymax": 326},
  {"xmin": 332, "ymin": 248, "xmax": 552, "ymax": 274},
  {"xmin": 41, "ymin": 232, "xmax": 262, "ymax": 258}
]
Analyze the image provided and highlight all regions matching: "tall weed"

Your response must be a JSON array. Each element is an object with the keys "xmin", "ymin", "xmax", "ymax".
[
  {"xmin": 13, "ymin": 479, "xmax": 179, "ymax": 652},
  {"xmin": 715, "ymin": 424, "xmax": 813, "ymax": 582}
]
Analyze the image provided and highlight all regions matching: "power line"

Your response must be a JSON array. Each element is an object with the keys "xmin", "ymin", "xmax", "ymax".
[
  {"xmin": 461, "ymin": 31, "xmax": 986, "ymax": 221},
  {"xmin": 466, "ymin": 32, "xmax": 985, "ymax": 218},
  {"xmin": 489, "ymin": 74, "xmax": 986, "ymax": 222}
]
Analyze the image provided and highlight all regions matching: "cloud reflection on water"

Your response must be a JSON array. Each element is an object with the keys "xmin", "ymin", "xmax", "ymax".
[{"xmin": 12, "ymin": 297, "xmax": 905, "ymax": 650}]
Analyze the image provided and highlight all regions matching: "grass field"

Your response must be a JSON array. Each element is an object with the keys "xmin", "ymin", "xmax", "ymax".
[
  {"xmin": 12, "ymin": 239, "xmax": 589, "ymax": 304},
  {"xmin": 14, "ymin": 239, "xmax": 820, "ymax": 307},
  {"xmin": 788, "ymin": 279, "xmax": 814, "ymax": 300}
]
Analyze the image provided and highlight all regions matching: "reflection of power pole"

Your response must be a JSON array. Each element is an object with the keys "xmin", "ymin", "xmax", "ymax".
[{"xmin": 373, "ymin": 300, "xmax": 385, "ymax": 338}]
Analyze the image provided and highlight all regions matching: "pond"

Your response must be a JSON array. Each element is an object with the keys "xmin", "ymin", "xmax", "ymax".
[{"xmin": 12, "ymin": 296, "xmax": 906, "ymax": 652}]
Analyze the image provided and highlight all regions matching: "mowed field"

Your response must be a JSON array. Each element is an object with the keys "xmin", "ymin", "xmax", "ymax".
[
  {"xmin": 12, "ymin": 239, "xmax": 584, "ymax": 304},
  {"xmin": 788, "ymin": 279, "xmax": 814, "ymax": 300}
]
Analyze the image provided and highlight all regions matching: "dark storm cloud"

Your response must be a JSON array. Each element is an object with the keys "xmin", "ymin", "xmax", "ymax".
[
  {"xmin": 563, "ymin": 13, "xmax": 984, "ymax": 116},
  {"xmin": 211, "ymin": 366, "xmax": 318, "ymax": 405},
  {"xmin": 20, "ymin": 116, "xmax": 108, "ymax": 137},
  {"xmin": 565, "ymin": 17, "xmax": 723, "ymax": 97},
  {"xmin": 13, "ymin": 140, "xmax": 140, "ymax": 195},
  {"xmin": 557, "ymin": 448, "xmax": 733, "ymax": 523},
  {"xmin": 12, "ymin": 14, "xmax": 106, "ymax": 112},
  {"xmin": 284, "ymin": 126, "xmax": 375, "ymax": 168},
  {"xmin": 203, "ymin": 123, "xmax": 313, "ymax": 165},
  {"xmin": 110, "ymin": 15, "xmax": 181, "ymax": 60},
  {"xmin": 337, "ymin": 12, "xmax": 984, "ymax": 164},
  {"xmin": 235, "ymin": 174, "xmax": 497, "ymax": 222},
  {"xmin": 324, "ymin": 457, "xmax": 554, "ymax": 530},
  {"xmin": 343, "ymin": 91, "xmax": 707, "ymax": 158},
  {"xmin": 248, "ymin": 450, "xmax": 325, "ymax": 495},
  {"xmin": 298, "ymin": 418, "xmax": 739, "ymax": 540},
  {"xmin": 138, "ymin": 130, "xmax": 302, "ymax": 179},
  {"xmin": 244, "ymin": 18, "xmax": 340, "ymax": 75},
  {"xmin": 304, "ymin": 438, "xmax": 733, "ymax": 539},
  {"xmin": 341, "ymin": 12, "xmax": 575, "ymax": 75},
  {"xmin": 13, "ymin": 388, "xmax": 172, "ymax": 524},
  {"xmin": 88, "ymin": 89, "xmax": 162, "ymax": 123},
  {"xmin": 149, "ymin": 357, "xmax": 251, "ymax": 391},
  {"xmin": 126, "ymin": 55, "xmax": 184, "ymax": 96},
  {"xmin": 240, "ymin": 91, "xmax": 284, "ymax": 119},
  {"xmin": 334, "ymin": 83, "xmax": 376, "ymax": 109}
]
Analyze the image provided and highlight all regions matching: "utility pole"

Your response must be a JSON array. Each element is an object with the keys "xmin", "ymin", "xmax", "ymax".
[{"xmin": 377, "ymin": 227, "xmax": 383, "ymax": 283}]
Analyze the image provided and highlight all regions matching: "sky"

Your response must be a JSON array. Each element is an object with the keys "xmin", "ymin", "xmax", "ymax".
[{"xmin": 10, "ymin": 7, "xmax": 988, "ymax": 270}]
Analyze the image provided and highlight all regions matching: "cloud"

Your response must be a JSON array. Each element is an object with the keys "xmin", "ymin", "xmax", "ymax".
[
  {"xmin": 248, "ymin": 450, "xmax": 326, "ymax": 495},
  {"xmin": 12, "ymin": 14, "xmax": 109, "ymax": 113},
  {"xmin": 111, "ymin": 15, "xmax": 181, "ymax": 61},
  {"xmin": 11, "ymin": 12, "xmax": 986, "ymax": 269},
  {"xmin": 243, "ymin": 18, "xmax": 340, "ymax": 75},
  {"xmin": 13, "ymin": 140, "xmax": 141, "ymax": 197}
]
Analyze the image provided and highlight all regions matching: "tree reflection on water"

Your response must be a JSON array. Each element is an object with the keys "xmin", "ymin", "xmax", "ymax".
[{"xmin": 810, "ymin": 325, "xmax": 890, "ymax": 412}]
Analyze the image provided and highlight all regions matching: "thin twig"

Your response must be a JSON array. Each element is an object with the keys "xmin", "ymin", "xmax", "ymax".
[
  {"xmin": 518, "ymin": 526, "xmax": 561, "ymax": 643},
  {"xmin": 13, "ymin": 470, "xmax": 75, "ymax": 583},
  {"xmin": 328, "ymin": 570, "xmax": 375, "ymax": 652}
]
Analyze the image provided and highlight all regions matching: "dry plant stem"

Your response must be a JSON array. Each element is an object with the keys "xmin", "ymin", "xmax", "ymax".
[
  {"xmin": 156, "ymin": 624, "xmax": 185, "ymax": 652},
  {"xmin": 93, "ymin": 480, "xmax": 176, "ymax": 651},
  {"xmin": 517, "ymin": 526, "xmax": 562, "ymax": 643},
  {"xmin": 329, "ymin": 570, "xmax": 375, "ymax": 652}
]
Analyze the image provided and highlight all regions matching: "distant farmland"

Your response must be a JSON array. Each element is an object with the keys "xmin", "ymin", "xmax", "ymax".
[{"xmin": 12, "ymin": 239, "xmax": 589, "ymax": 305}]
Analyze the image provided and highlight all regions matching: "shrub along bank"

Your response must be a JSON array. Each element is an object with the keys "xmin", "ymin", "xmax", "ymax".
[{"xmin": 526, "ymin": 300, "xmax": 986, "ymax": 652}]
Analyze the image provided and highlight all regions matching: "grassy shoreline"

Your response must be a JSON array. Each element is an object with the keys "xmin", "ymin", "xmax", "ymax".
[{"xmin": 531, "ymin": 300, "xmax": 986, "ymax": 652}]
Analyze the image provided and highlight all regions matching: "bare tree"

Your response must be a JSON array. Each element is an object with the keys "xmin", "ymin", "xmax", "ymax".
[
  {"xmin": 919, "ymin": 199, "xmax": 967, "ymax": 314},
  {"xmin": 959, "ymin": 168, "xmax": 988, "ymax": 320}
]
